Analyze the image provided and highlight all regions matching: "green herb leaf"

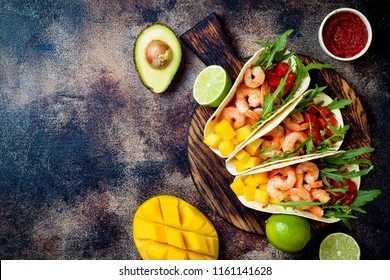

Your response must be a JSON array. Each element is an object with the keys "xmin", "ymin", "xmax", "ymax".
[
  {"xmin": 254, "ymin": 29, "xmax": 294, "ymax": 70},
  {"xmin": 352, "ymin": 189, "xmax": 381, "ymax": 207},
  {"xmin": 278, "ymin": 201, "xmax": 322, "ymax": 210},
  {"xmin": 292, "ymin": 85, "xmax": 327, "ymax": 114},
  {"xmin": 304, "ymin": 63, "xmax": 333, "ymax": 72},
  {"xmin": 326, "ymin": 98, "xmax": 353, "ymax": 111}
]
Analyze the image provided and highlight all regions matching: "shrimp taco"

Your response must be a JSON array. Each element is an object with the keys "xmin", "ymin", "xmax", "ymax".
[
  {"xmin": 225, "ymin": 85, "xmax": 351, "ymax": 176},
  {"xmin": 202, "ymin": 29, "xmax": 331, "ymax": 158},
  {"xmin": 230, "ymin": 147, "xmax": 380, "ymax": 225}
]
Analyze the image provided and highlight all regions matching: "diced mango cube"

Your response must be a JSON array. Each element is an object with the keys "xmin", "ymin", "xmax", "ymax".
[
  {"xmin": 243, "ymin": 175, "xmax": 258, "ymax": 187},
  {"xmin": 203, "ymin": 133, "xmax": 222, "ymax": 149},
  {"xmin": 235, "ymin": 149, "xmax": 250, "ymax": 163},
  {"xmin": 244, "ymin": 173, "xmax": 269, "ymax": 186},
  {"xmin": 245, "ymin": 156, "xmax": 261, "ymax": 169},
  {"xmin": 218, "ymin": 140, "xmax": 235, "ymax": 156},
  {"xmin": 244, "ymin": 139, "xmax": 263, "ymax": 156},
  {"xmin": 269, "ymin": 197, "xmax": 282, "ymax": 204},
  {"xmin": 254, "ymin": 189, "xmax": 269, "ymax": 204},
  {"xmin": 259, "ymin": 184, "xmax": 268, "ymax": 191},
  {"xmin": 214, "ymin": 119, "xmax": 236, "ymax": 141},
  {"xmin": 243, "ymin": 185, "xmax": 256, "ymax": 201},
  {"xmin": 235, "ymin": 124, "xmax": 253, "ymax": 143},
  {"xmin": 230, "ymin": 177, "xmax": 245, "ymax": 196},
  {"xmin": 253, "ymin": 172, "xmax": 269, "ymax": 185},
  {"xmin": 233, "ymin": 159, "xmax": 248, "ymax": 172}
]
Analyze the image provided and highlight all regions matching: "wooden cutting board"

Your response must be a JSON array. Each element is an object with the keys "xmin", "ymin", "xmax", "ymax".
[{"xmin": 181, "ymin": 13, "xmax": 371, "ymax": 235}]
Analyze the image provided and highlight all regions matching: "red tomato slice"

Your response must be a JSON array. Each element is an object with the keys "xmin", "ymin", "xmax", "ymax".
[
  {"xmin": 317, "ymin": 117, "xmax": 328, "ymax": 128},
  {"xmin": 307, "ymin": 106, "xmax": 318, "ymax": 114},
  {"xmin": 341, "ymin": 191, "xmax": 357, "ymax": 206},
  {"xmin": 347, "ymin": 179, "xmax": 357, "ymax": 192},
  {"xmin": 317, "ymin": 105, "xmax": 332, "ymax": 117},
  {"xmin": 284, "ymin": 72, "xmax": 296, "ymax": 93},
  {"xmin": 325, "ymin": 128, "xmax": 334, "ymax": 137},
  {"xmin": 304, "ymin": 113, "xmax": 317, "ymax": 124},
  {"xmin": 275, "ymin": 61, "xmax": 290, "ymax": 77},
  {"xmin": 266, "ymin": 72, "xmax": 281, "ymax": 92},
  {"xmin": 328, "ymin": 114, "xmax": 338, "ymax": 127}
]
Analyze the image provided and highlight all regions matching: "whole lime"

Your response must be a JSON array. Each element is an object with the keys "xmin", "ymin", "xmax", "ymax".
[{"xmin": 265, "ymin": 214, "xmax": 311, "ymax": 253}]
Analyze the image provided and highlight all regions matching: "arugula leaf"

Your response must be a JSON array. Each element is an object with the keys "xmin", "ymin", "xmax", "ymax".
[
  {"xmin": 325, "ymin": 97, "xmax": 353, "ymax": 111},
  {"xmin": 316, "ymin": 147, "xmax": 374, "ymax": 173},
  {"xmin": 288, "ymin": 56, "xmax": 332, "ymax": 98},
  {"xmin": 311, "ymin": 147, "xmax": 379, "ymax": 227},
  {"xmin": 291, "ymin": 85, "xmax": 327, "ymax": 114},
  {"xmin": 351, "ymin": 189, "xmax": 381, "ymax": 207},
  {"xmin": 278, "ymin": 201, "xmax": 322, "ymax": 210},
  {"xmin": 304, "ymin": 63, "xmax": 333, "ymax": 72},
  {"xmin": 254, "ymin": 29, "xmax": 294, "ymax": 70},
  {"xmin": 322, "ymin": 189, "xmax": 381, "ymax": 229},
  {"xmin": 254, "ymin": 70, "xmax": 290, "ymax": 126}
]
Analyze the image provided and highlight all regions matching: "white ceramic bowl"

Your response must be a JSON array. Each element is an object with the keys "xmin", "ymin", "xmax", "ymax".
[{"xmin": 318, "ymin": 8, "xmax": 372, "ymax": 61}]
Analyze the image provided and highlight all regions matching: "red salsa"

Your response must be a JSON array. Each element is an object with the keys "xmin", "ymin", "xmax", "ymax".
[{"xmin": 322, "ymin": 11, "xmax": 368, "ymax": 58}]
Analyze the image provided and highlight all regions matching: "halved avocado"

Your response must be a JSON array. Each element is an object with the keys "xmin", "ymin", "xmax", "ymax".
[{"xmin": 134, "ymin": 24, "xmax": 182, "ymax": 94}]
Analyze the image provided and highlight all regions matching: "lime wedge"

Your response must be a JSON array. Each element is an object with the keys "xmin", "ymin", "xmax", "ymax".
[
  {"xmin": 193, "ymin": 65, "xmax": 232, "ymax": 107},
  {"xmin": 319, "ymin": 232, "xmax": 360, "ymax": 260}
]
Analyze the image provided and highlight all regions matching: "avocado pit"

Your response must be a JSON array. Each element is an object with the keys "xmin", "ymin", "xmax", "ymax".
[{"xmin": 145, "ymin": 40, "xmax": 173, "ymax": 69}]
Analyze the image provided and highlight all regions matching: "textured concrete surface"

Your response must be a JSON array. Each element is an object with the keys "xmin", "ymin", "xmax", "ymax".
[{"xmin": 1, "ymin": 0, "xmax": 389, "ymax": 259}]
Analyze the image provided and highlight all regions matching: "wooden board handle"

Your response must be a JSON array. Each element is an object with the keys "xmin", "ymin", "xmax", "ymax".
[{"xmin": 180, "ymin": 13, "xmax": 244, "ymax": 80}]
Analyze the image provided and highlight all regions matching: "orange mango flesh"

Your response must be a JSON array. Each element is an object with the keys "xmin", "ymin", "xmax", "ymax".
[
  {"xmin": 133, "ymin": 195, "xmax": 219, "ymax": 260},
  {"xmin": 230, "ymin": 173, "xmax": 276, "ymax": 204},
  {"xmin": 203, "ymin": 120, "xmax": 253, "ymax": 156}
]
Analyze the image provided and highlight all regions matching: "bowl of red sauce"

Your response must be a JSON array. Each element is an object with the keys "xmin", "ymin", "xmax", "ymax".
[{"xmin": 319, "ymin": 8, "xmax": 372, "ymax": 61}]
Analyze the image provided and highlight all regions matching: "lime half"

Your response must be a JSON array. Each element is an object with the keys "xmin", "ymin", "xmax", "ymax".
[
  {"xmin": 193, "ymin": 65, "xmax": 232, "ymax": 107},
  {"xmin": 319, "ymin": 232, "xmax": 360, "ymax": 260}
]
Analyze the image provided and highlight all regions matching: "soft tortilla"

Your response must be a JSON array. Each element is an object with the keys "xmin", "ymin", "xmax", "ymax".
[
  {"xmin": 204, "ymin": 48, "xmax": 311, "ymax": 158},
  {"xmin": 235, "ymin": 158, "xmax": 360, "ymax": 223}
]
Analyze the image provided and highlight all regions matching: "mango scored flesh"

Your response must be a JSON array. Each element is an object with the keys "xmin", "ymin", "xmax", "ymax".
[{"xmin": 133, "ymin": 195, "xmax": 219, "ymax": 260}]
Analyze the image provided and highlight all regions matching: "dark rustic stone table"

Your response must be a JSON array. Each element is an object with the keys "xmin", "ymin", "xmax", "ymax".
[{"xmin": 1, "ymin": 0, "xmax": 389, "ymax": 260}]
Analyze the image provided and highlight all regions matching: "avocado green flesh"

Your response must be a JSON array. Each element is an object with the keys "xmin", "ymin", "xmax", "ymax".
[{"xmin": 134, "ymin": 24, "xmax": 182, "ymax": 94}]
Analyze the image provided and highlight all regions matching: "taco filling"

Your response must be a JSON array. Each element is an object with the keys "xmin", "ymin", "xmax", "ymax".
[
  {"xmin": 226, "ymin": 85, "xmax": 351, "ymax": 174},
  {"xmin": 230, "ymin": 147, "xmax": 380, "ymax": 226}
]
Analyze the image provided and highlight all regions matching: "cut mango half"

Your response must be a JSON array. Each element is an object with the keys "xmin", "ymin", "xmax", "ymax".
[{"xmin": 133, "ymin": 195, "xmax": 219, "ymax": 260}]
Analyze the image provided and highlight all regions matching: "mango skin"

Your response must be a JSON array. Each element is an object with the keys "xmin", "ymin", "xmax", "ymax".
[{"xmin": 133, "ymin": 195, "xmax": 219, "ymax": 260}]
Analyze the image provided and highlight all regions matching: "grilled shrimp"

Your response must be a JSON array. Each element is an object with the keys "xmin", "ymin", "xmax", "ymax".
[
  {"xmin": 220, "ymin": 106, "xmax": 245, "ymax": 129},
  {"xmin": 244, "ymin": 66, "xmax": 265, "ymax": 88}
]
